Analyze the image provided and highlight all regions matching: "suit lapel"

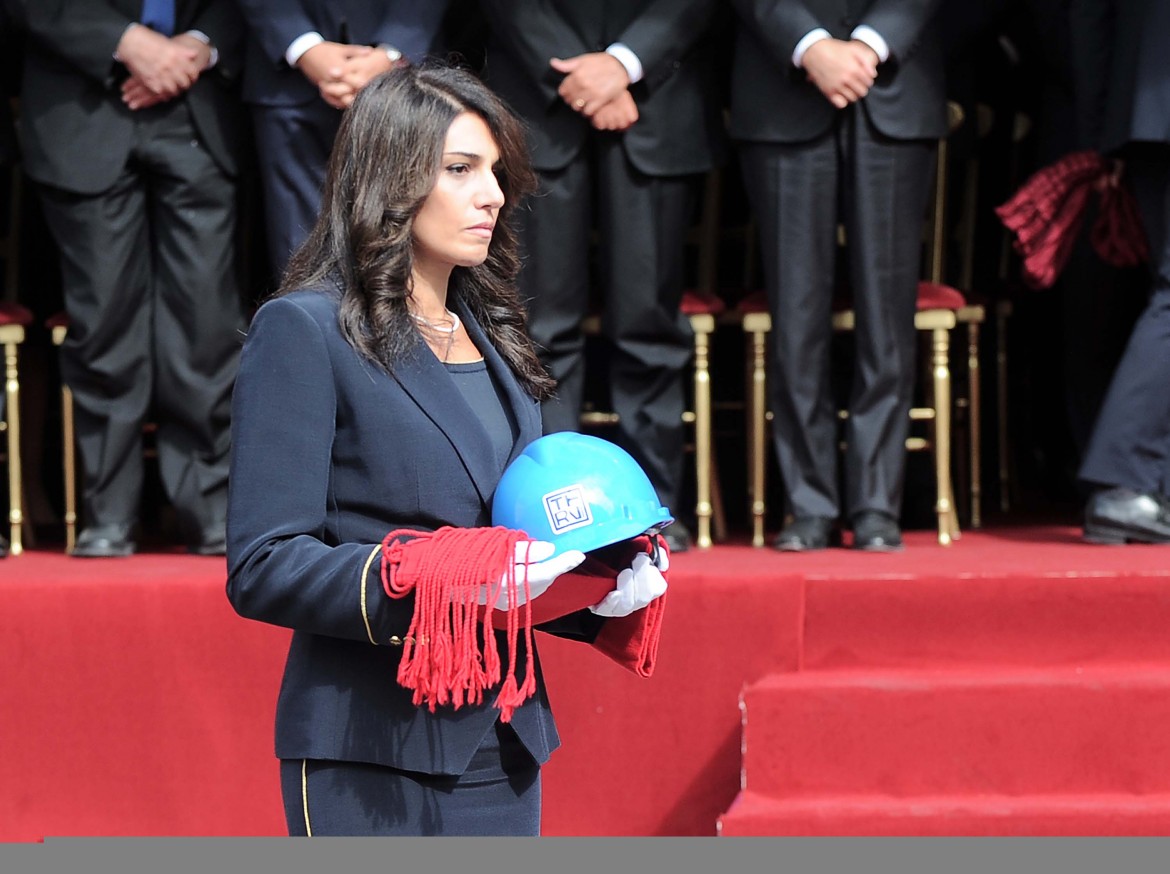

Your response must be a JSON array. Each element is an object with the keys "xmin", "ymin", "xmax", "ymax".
[{"xmin": 386, "ymin": 296, "xmax": 539, "ymax": 510}]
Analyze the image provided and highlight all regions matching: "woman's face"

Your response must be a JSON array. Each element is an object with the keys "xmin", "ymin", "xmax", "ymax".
[{"xmin": 412, "ymin": 111, "xmax": 505, "ymax": 275}]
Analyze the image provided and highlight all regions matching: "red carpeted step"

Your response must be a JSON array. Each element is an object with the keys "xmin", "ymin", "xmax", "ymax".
[
  {"xmin": 802, "ymin": 572, "xmax": 1170, "ymax": 669},
  {"xmin": 717, "ymin": 790, "xmax": 1170, "ymax": 836},
  {"xmin": 738, "ymin": 667, "xmax": 1170, "ymax": 798}
]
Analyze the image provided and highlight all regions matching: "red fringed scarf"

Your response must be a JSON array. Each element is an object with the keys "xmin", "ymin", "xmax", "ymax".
[
  {"xmin": 380, "ymin": 526, "xmax": 538, "ymax": 722},
  {"xmin": 996, "ymin": 149, "xmax": 1149, "ymax": 290}
]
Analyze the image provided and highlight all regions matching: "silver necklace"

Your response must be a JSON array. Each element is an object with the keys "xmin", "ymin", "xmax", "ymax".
[{"xmin": 410, "ymin": 308, "xmax": 461, "ymax": 334}]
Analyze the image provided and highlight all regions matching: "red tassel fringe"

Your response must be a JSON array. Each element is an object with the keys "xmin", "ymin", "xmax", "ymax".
[
  {"xmin": 995, "ymin": 149, "xmax": 1149, "ymax": 290},
  {"xmin": 379, "ymin": 526, "xmax": 538, "ymax": 722}
]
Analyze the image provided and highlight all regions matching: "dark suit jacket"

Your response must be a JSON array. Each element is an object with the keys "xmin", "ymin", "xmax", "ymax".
[
  {"xmin": 226, "ymin": 287, "xmax": 602, "ymax": 775},
  {"xmin": 19, "ymin": 0, "xmax": 244, "ymax": 195},
  {"xmin": 479, "ymin": 0, "xmax": 726, "ymax": 176},
  {"xmin": 234, "ymin": 0, "xmax": 449, "ymax": 107},
  {"xmin": 1070, "ymin": 0, "xmax": 1170, "ymax": 153},
  {"xmin": 729, "ymin": 0, "xmax": 948, "ymax": 143}
]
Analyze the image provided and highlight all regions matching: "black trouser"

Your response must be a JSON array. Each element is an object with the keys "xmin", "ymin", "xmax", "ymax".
[
  {"xmin": 1079, "ymin": 145, "xmax": 1170, "ymax": 494},
  {"xmin": 517, "ymin": 135, "xmax": 699, "ymax": 516},
  {"xmin": 249, "ymin": 99, "xmax": 341, "ymax": 280},
  {"xmin": 739, "ymin": 107, "xmax": 936, "ymax": 520},
  {"xmin": 37, "ymin": 101, "xmax": 244, "ymax": 543}
]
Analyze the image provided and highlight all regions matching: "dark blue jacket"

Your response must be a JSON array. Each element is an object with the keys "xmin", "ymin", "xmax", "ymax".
[{"xmin": 226, "ymin": 286, "xmax": 597, "ymax": 775}]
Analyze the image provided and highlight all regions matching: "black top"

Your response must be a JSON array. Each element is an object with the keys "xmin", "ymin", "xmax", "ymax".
[{"xmin": 444, "ymin": 358, "xmax": 518, "ymax": 477}]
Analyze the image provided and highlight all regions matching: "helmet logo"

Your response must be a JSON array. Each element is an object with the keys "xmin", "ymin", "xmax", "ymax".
[{"xmin": 543, "ymin": 485, "xmax": 594, "ymax": 536}]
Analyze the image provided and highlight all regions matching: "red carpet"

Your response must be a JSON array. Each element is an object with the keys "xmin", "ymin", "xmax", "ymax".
[{"xmin": 3, "ymin": 527, "xmax": 1170, "ymax": 838}]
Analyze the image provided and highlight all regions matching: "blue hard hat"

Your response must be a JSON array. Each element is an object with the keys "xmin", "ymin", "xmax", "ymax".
[{"xmin": 492, "ymin": 432, "xmax": 674, "ymax": 555}]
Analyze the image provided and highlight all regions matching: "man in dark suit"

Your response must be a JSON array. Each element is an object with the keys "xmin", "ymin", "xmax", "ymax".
[
  {"xmin": 479, "ymin": 0, "xmax": 727, "ymax": 553},
  {"xmin": 21, "ymin": 0, "xmax": 247, "ymax": 556},
  {"xmin": 233, "ymin": 1, "xmax": 450, "ymax": 279},
  {"xmin": 1074, "ymin": 0, "xmax": 1170, "ymax": 544},
  {"xmin": 729, "ymin": 0, "xmax": 947, "ymax": 551}
]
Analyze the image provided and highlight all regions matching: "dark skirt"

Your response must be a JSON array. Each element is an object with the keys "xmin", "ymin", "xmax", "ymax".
[{"xmin": 280, "ymin": 721, "xmax": 542, "ymax": 836}]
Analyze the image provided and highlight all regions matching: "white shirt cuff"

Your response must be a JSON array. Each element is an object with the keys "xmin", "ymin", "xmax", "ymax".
[
  {"xmin": 286, "ymin": 32, "xmax": 324, "ymax": 67},
  {"xmin": 850, "ymin": 25, "xmax": 890, "ymax": 63},
  {"xmin": 605, "ymin": 42, "xmax": 643, "ymax": 84},
  {"xmin": 183, "ymin": 29, "xmax": 218, "ymax": 70},
  {"xmin": 792, "ymin": 28, "xmax": 831, "ymax": 68}
]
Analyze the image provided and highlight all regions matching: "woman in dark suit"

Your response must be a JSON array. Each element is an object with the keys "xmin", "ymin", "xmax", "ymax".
[{"xmin": 225, "ymin": 63, "xmax": 668, "ymax": 835}]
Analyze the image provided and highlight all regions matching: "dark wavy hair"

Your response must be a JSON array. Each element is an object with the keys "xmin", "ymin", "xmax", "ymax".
[{"xmin": 277, "ymin": 61, "xmax": 553, "ymax": 399}]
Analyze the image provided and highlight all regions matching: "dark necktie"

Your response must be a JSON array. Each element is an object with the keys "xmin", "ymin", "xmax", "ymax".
[{"xmin": 140, "ymin": 0, "xmax": 175, "ymax": 36}]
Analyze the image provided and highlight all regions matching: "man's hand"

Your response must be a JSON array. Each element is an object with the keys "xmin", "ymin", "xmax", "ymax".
[
  {"xmin": 801, "ymin": 37, "xmax": 879, "ymax": 109},
  {"xmin": 172, "ymin": 32, "xmax": 212, "ymax": 72},
  {"xmin": 590, "ymin": 90, "xmax": 639, "ymax": 131},
  {"xmin": 119, "ymin": 33, "xmax": 211, "ymax": 110},
  {"xmin": 296, "ymin": 42, "xmax": 374, "ymax": 109},
  {"xmin": 121, "ymin": 75, "xmax": 168, "ymax": 110},
  {"xmin": 551, "ymin": 51, "xmax": 630, "ymax": 117},
  {"xmin": 116, "ymin": 24, "xmax": 202, "ymax": 100},
  {"xmin": 328, "ymin": 49, "xmax": 398, "ymax": 108}
]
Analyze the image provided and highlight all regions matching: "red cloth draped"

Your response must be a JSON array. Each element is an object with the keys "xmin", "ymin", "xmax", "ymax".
[{"xmin": 379, "ymin": 527, "xmax": 668, "ymax": 721}]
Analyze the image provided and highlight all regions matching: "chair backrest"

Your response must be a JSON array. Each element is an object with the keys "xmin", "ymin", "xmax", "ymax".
[
  {"xmin": 1, "ymin": 159, "xmax": 19, "ymax": 304},
  {"xmin": 923, "ymin": 100, "xmax": 967, "ymax": 286},
  {"xmin": 997, "ymin": 111, "xmax": 1034, "ymax": 283}
]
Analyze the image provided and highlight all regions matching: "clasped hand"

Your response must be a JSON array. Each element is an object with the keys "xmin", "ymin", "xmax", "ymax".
[
  {"xmin": 117, "ymin": 27, "xmax": 211, "ymax": 109},
  {"xmin": 297, "ymin": 42, "xmax": 398, "ymax": 109},
  {"xmin": 801, "ymin": 38, "xmax": 880, "ymax": 109},
  {"xmin": 551, "ymin": 52, "xmax": 639, "ymax": 132}
]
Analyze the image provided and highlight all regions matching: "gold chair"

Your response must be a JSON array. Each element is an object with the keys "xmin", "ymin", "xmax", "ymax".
[
  {"xmin": 931, "ymin": 101, "xmax": 987, "ymax": 530},
  {"xmin": 738, "ymin": 102, "xmax": 974, "ymax": 547},
  {"xmin": 1, "ymin": 149, "xmax": 31, "ymax": 555},
  {"xmin": 46, "ymin": 312, "xmax": 77, "ymax": 552},
  {"xmin": 0, "ymin": 301, "xmax": 32, "ymax": 555}
]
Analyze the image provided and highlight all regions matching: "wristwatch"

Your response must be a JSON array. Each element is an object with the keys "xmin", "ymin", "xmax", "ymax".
[{"xmin": 378, "ymin": 44, "xmax": 403, "ymax": 65}]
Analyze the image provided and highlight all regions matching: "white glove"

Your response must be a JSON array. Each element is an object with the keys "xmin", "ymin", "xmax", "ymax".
[
  {"xmin": 478, "ymin": 540, "xmax": 586, "ymax": 611},
  {"xmin": 588, "ymin": 551, "xmax": 668, "ymax": 618}
]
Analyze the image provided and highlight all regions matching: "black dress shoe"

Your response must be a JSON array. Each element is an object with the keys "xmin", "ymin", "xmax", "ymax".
[
  {"xmin": 851, "ymin": 510, "xmax": 903, "ymax": 552},
  {"xmin": 72, "ymin": 525, "xmax": 136, "ymax": 558},
  {"xmin": 773, "ymin": 516, "xmax": 835, "ymax": 552},
  {"xmin": 660, "ymin": 521, "xmax": 692, "ymax": 554},
  {"xmin": 1084, "ymin": 487, "xmax": 1170, "ymax": 544}
]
